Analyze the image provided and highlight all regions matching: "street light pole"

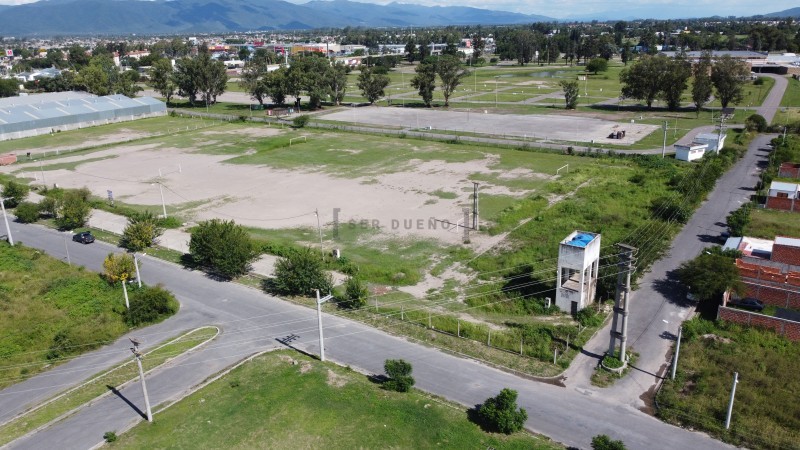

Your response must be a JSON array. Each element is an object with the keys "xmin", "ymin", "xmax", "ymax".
[
  {"xmin": 130, "ymin": 340, "xmax": 153, "ymax": 423},
  {"xmin": 157, "ymin": 182, "xmax": 167, "ymax": 219},
  {"xmin": 725, "ymin": 372, "xmax": 739, "ymax": 429},
  {"xmin": 671, "ymin": 326, "xmax": 682, "ymax": 380},
  {"xmin": 661, "ymin": 121, "xmax": 668, "ymax": 158},
  {"xmin": 315, "ymin": 209, "xmax": 324, "ymax": 258},
  {"xmin": 315, "ymin": 289, "xmax": 334, "ymax": 362},
  {"xmin": 134, "ymin": 253, "xmax": 142, "ymax": 288},
  {"xmin": 121, "ymin": 274, "xmax": 130, "ymax": 309},
  {"xmin": 0, "ymin": 197, "xmax": 13, "ymax": 246}
]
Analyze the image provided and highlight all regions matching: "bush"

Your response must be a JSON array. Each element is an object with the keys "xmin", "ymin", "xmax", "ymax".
[
  {"xmin": 726, "ymin": 203, "xmax": 752, "ymax": 236},
  {"xmin": 576, "ymin": 306, "xmax": 604, "ymax": 327},
  {"xmin": 592, "ymin": 434, "xmax": 627, "ymax": 450},
  {"xmin": 341, "ymin": 276, "xmax": 368, "ymax": 308},
  {"xmin": 292, "ymin": 115, "xmax": 310, "ymax": 128},
  {"xmin": 14, "ymin": 201, "xmax": 40, "ymax": 223},
  {"xmin": 124, "ymin": 285, "xmax": 178, "ymax": 326},
  {"xmin": 477, "ymin": 388, "xmax": 528, "ymax": 434},
  {"xmin": 753, "ymin": 77, "xmax": 765, "ymax": 86},
  {"xmin": 103, "ymin": 432, "xmax": 117, "ymax": 443},
  {"xmin": 383, "ymin": 359, "xmax": 415, "ymax": 392},
  {"xmin": 39, "ymin": 196, "xmax": 58, "ymax": 218},
  {"xmin": 745, "ymin": 114, "xmax": 767, "ymax": 132},
  {"xmin": 189, "ymin": 219, "xmax": 259, "ymax": 279},
  {"xmin": 271, "ymin": 247, "xmax": 333, "ymax": 296},
  {"xmin": 120, "ymin": 211, "xmax": 164, "ymax": 251},
  {"xmin": 2, "ymin": 180, "xmax": 29, "ymax": 208},
  {"xmin": 55, "ymin": 191, "xmax": 91, "ymax": 230}
]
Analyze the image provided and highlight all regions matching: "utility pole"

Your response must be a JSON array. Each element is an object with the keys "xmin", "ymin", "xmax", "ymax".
[
  {"xmin": 661, "ymin": 121, "xmax": 668, "ymax": 158},
  {"xmin": 315, "ymin": 209, "xmax": 324, "ymax": 258},
  {"xmin": 671, "ymin": 326, "xmax": 682, "ymax": 380},
  {"xmin": 315, "ymin": 289, "xmax": 334, "ymax": 362},
  {"xmin": 0, "ymin": 197, "xmax": 13, "ymax": 246},
  {"xmin": 157, "ymin": 182, "xmax": 167, "ymax": 219},
  {"xmin": 608, "ymin": 244, "xmax": 637, "ymax": 359},
  {"xmin": 134, "ymin": 253, "xmax": 142, "ymax": 288},
  {"xmin": 64, "ymin": 235, "xmax": 70, "ymax": 265},
  {"xmin": 130, "ymin": 338, "xmax": 153, "ymax": 423},
  {"xmin": 725, "ymin": 372, "xmax": 739, "ymax": 429},
  {"xmin": 472, "ymin": 182, "xmax": 479, "ymax": 231},
  {"xmin": 121, "ymin": 274, "xmax": 130, "ymax": 309},
  {"xmin": 462, "ymin": 207, "xmax": 471, "ymax": 243},
  {"xmin": 39, "ymin": 159, "xmax": 46, "ymax": 187}
]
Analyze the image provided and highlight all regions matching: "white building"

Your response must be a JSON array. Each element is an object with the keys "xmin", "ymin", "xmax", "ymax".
[
  {"xmin": 693, "ymin": 132, "xmax": 726, "ymax": 153},
  {"xmin": 674, "ymin": 143, "xmax": 708, "ymax": 162},
  {"xmin": 556, "ymin": 231, "xmax": 601, "ymax": 314},
  {"xmin": 768, "ymin": 181, "xmax": 800, "ymax": 199}
]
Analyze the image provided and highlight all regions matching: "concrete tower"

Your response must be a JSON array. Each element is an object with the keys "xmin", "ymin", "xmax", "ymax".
[{"xmin": 556, "ymin": 231, "xmax": 601, "ymax": 314}]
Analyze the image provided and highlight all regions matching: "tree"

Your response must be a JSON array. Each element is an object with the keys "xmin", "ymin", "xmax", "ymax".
[
  {"xmin": 620, "ymin": 55, "xmax": 669, "ymax": 109},
  {"xmin": 271, "ymin": 247, "xmax": 333, "ymax": 296},
  {"xmin": 691, "ymin": 51, "xmax": 713, "ymax": 115},
  {"xmin": 711, "ymin": 55, "xmax": 750, "ymax": 109},
  {"xmin": 14, "ymin": 201, "xmax": 39, "ymax": 223},
  {"xmin": 745, "ymin": 114, "xmax": 768, "ymax": 132},
  {"xmin": 328, "ymin": 61, "xmax": 349, "ymax": 106},
  {"xmin": 560, "ymin": 80, "xmax": 579, "ymax": 109},
  {"xmin": 173, "ymin": 56, "xmax": 201, "ymax": 105},
  {"xmin": 357, "ymin": 67, "xmax": 390, "ymax": 104},
  {"xmin": 148, "ymin": 58, "xmax": 176, "ymax": 105},
  {"xmin": 342, "ymin": 276, "xmax": 368, "ymax": 308},
  {"xmin": 436, "ymin": 55, "xmax": 468, "ymax": 107},
  {"xmin": 726, "ymin": 203, "xmax": 752, "ymax": 236},
  {"xmin": 55, "ymin": 191, "xmax": 90, "ymax": 230},
  {"xmin": 660, "ymin": 55, "xmax": 692, "ymax": 111},
  {"xmin": 472, "ymin": 34, "xmax": 486, "ymax": 62},
  {"xmin": 265, "ymin": 67, "xmax": 288, "ymax": 105},
  {"xmin": 0, "ymin": 79, "xmax": 19, "ymax": 98},
  {"xmin": 592, "ymin": 434, "xmax": 627, "ymax": 450},
  {"xmin": 189, "ymin": 219, "xmax": 258, "ymax": 279},
  {"xmin": 240, "ymin": 55, "xmax": 270, "ymax": 106},
  {"xmin": 75, "ymin": 63, "xmax": 110, "ymax": 96},
  {"xmin": 586, "ymin": 58, "xmax": 608, "ymax": 74},
  {"xmin": 291, "ymin": 55, "xmax": 332, "ymax": 110},
  {"xmin": 621, "ymin": 44, "xmax": 632, "ymax": 66},
  {"xmin": 411, "ymin": 61, "xmax": 436, "ymax": 107},
  {"xmin": 383, "ymin": 359, "xmax": 415, "ymax": 392},
  {"xmin": 103, "ymin": 252, "xmax": 136, "ymax": 284},
  {"xmin": 676, "ymin": 250, "xmax": 743, "ymax": 303},
  {"xmin": 478, "ymin": 388, "xmax": 528, "ymax": 434},
  {"xmin": 2, "ymin": 180, "xmax": 29, "ymax": 208},
  {"xmin": 120, "ymin": 211, "xmax": 164, "ymax": 251},
  {"xmin": 66, "ymin": 44, "xmax": 90, "ymax": 69},
  {"xmin": 404, "ymin": 39, "xmax": 418, "ymax": 63}
]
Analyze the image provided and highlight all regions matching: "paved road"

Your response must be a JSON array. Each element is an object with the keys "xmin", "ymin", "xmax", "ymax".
[
  {"xmin": 1, "ymin": 222, "xmax": 730, "ymax": 450},
  {"xmin": 757, "ymin": 73, "xmax": 788, "ymax": 124},
  {"xmin": 564, "ymin": 134, "xmax": 776, "ymax": 407}
]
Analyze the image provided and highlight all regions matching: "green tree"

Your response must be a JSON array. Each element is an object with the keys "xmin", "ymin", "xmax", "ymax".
[
  {"xmin": 342, "ymin": 276, "xmax": 368, "ymax": 308},
  {"xmin": 478, "ymin": 388, "xmax": 528, "ymax": 434},
  {"xmin": 2, "ymin": 180, "xmax": 29, "ymax": 208},
  {"xmin": 560, "ymin": 80, "xmax": 579, "ymax": 109},
  {"xmin": 691, "ymin": 51, "xmax": 713, "ymax": 115},
  {"xmin": 14, "ymin": 201, "xmax": 39, "ymax": 223},
  {"xmin": 711, "ymin": 55, "xmax": 750, "ymax": 109},
  {"xmin": 592, "ymin": 434, "xmax": 627, "ymax": 450},
  {"xmin": 0, "ymin": 79, "xmax": 19, "ymax": 98},
  {"xmin": 357, "ymin": 66, "xmax": 390, "ymax": 104},
  {"xmin": 586, "ymin": 58, "xmax": 608, "ymax": 74},
  {"xmin": 726, "ymin": 203, "xmax": 752, "ymax": 236},
  {"xmin": 621, "ymin": 44, "xmax": 632, "ymax": 66},
  {"xmin": 66, "ymin": 44, "xmax": 90, "ymax": 69},
  {"xmin": 75, "ymin": 63, "xmax": 110, "ymax": 96},
  {"xmin": 148, "ymin": 58, "xmax": 176, "ymax": 105},
  {"xmin": 383, "ymin": 359, "xmax": 415, "ymax": 392},
  {"xmin": 189, "ymin": 219, "xmax": 258, "ymax": 279},
  {"xmin": 411, "ymin": 61, "xmax": 436, "ymax": 107},
  {"xmin": 265, "ymin": 67, "xmax": 288, "ymax": 105},
  {"xmin": 120, "ymin": 211, "xmax": 164, "ymax": 251},
  {"xmin": 404, "ymin": 39, "xmax": 418, "ymax": 63},
  {"xmin": 436, "ymin": 55, "xmax": 468, "ymax": 107},
  {"xmin": 55, "ymin": 191, "xmax": 90, "ymax": 230},
  {"xmin": 240, "ymin": 54, "xmax": 270, "ymax": 106},
  {"xmin": 39, "ymin": 196, "xmax": 58, "ymax": 218},
  {"xmin": 173, "ymin": 56, "xmax": 201, "ymax": 104},
  {"xmin": 745, "ymin": 114, "xmax": 768, "ymax": 132},
  {"xmin": 620, "ymin": 55, "xmax": 669, "ymax": 109},
  {"xmin": 328, "ymin": 61, "xmax": 349, "ymax": 106},
  {"xmin": 676, "ymin": 250, "xmax": 743, "ymax": 303},
  {"xmin": 660, "ymin": 55, "xmax": 692, "ymax": 111},
  {"xmin": 124, "ymin": 285, "xmax": 178, "ymax": 326},
  {"xmin": 271, "ymin": 247, "xmax": 333, "ymax": 296},
  {"xmin": 291, "ymin": 55, "xmax": 332, "ymax": 109},
  {"xmin": 103, "ymin": 252, "xmax": 136, "ymax": 284}
]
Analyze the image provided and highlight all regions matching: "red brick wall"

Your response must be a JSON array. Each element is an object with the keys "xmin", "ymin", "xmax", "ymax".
[
  {"xmin": 778, "ymin": 163, "xmax": 800, "ymax": 179},
  {"xmin": 772, "ymin": 243, "xmax": 800, "ymax": 266},
  {"xmin": 743, "ymin": 281, "xmax": 800, "ymax": 309},
  {"xmin": 718, "ymin": 306, "xmax": 800, "ymax": 341},
  {"xmin": 766, "ymin": 196, "xmax": 797, "ymax": 212}
]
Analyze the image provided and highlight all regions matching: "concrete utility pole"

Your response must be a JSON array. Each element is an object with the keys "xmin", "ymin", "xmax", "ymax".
[
  {"xmin": 671, "ymin": 326, "xmax": 682, "ymax": 380},
  {"xmin": 472, "ymin": 182, "xmax": 479, "ymax": 231},
  {"xmin": 121, "ymin": 274, "xmax": 130, "ymax": 309},
  {"xmin": 608, "ymin": 244, "xmax": 637, "ymax": 359},
  {"xmin": 462, "ymin": 207, "xmax": 471, "ymax": 243},
  {"xmin": 315, "ymin": 209, "xmax": 324, "ymax": 258},
  {"xmin": 130, "ymin": 339, "xmax": 153, "ymax": 423},
  {"xmin": 661, "ymin": 121, "xmax": 668, "ymax": 158},
  {"xmin": 133, "ymin": 254, "xmax": 142, "ymax": 288},
  {"xmin": 725, "ymin": 372, "xmax": 739, "ymax": 429},
  {"xmin": 64, "ymin": 235, "xmax": 70, "ymax": 265},
  {"xmin": 315, "ymin": 289, "xmax": 334, "ymax": 362},
  {"xmin": 0, "ymin": 197, "xmax": 13, "ymax": 246}
]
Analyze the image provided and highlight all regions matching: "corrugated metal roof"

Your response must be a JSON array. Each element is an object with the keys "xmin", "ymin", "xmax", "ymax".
[
  {"xmin": 775, "ymin": 236, "xmax": 800, "ymax": 248},
  {"xmin": 0, "ymin": 92, "xmax": 93, "ymax": 108},
  {"xmin": 770, "ymin": 181, "xmax": 800, "ymax": 192}
]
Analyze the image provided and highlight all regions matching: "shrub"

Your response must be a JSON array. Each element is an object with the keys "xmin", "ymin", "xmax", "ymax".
[
  {"xmin": 124, "ymin": 285, "xmax": 178, "ymax": 326},
  {"xmin": 592, "ymin": 434, "xmax": 627, "ymax": 450},
  {"xmin": 189, "ymin": 219, "xmax": 259, "ymax": 279},
  {"xmin": 55, "ymin": 191, "xmax": 91, "ymax": 230},
  {"xmin": 120, "ymin": 211, "xmax": 164, "ymax": 251},
  {"xmin": 39, "ymin": 196, "xmax": 58, "ymax": 218},
  {"xmin": 2, "ymin": 180, "xmax": 29, "ymax": 208},
  {"xmin": 726, "ymin": 203, "xmax": 752, "ymax": 236},
  {"xmin": 103, "ymin": 432, "xmax": 117, "ymax": 443},
  {"xmin": 576, "ymin": 306, "xmax": 604, "ymax": 327},
  {"xmin": 292, "ymin": 114, "xmax": 310, "ymax": 128},
  {"xmin": 477, "ymin": 388, "xmax": 528, "ymax": 434},
  {"xmin": 383, "ymin": 359, "xmax": 415, "ymax": 392},
  {"xmin": 14, "ymin": 201, "xmax": 40, "ymax": 223},
  {"xmin": 753, "ymin": 77, "xmax": 765, "ymax": 86},
  {"xmin": 271, "ymin": 247, "xmax": 333, "ymax": 296},
  {"xmin": 342, "ymin": 276, "xmax": 368, "ymax": 308},
  {"xmin": 744, "ymin": 114, "xmax": 767, "ymax": 132}
]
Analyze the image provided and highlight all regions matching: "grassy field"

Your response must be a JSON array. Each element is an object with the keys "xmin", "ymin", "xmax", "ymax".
[
  {"xmin": 111, "ymin": 350, "xmax": 559, "ymax": 449},
  {"xmin": 656, "ymin": 318, "xmax": 800, "ymax": 450},
  {"xmin": 0, "ymin": 243, "xmax": 178, "ymax": 390},
  {"xmin": 0, "ymin": 327, "xmax": 217, "ymax": 447},
  {"xmin": 747, "ymin": 208, "xmax": 800, "ymax": 239}
]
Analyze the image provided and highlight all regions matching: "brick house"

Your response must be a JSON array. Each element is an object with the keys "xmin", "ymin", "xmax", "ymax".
[{"xmin": 765, "ymin": 181, "xmax": 800, "ymax": 212}]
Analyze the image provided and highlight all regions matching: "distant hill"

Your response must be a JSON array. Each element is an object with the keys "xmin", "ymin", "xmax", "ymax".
[
  {"xmin": 0, "ymin": 0, "xmax": 555, "ymax": 36},
  {"xmin": 764, "ymin": 7, "xmax": 800, "ymax": 18}
]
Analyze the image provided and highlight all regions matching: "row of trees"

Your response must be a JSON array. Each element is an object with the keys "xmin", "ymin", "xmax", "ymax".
[
  {"xmin": 149, "ymin": 47, "xmax": 228, "ymax": 106},
  {"xmin": 411, "ymin": 55, "xmax": 469, "ymax": 107}
]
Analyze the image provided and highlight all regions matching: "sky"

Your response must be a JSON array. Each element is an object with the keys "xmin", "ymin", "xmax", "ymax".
[{"xmin": 0, "ymin": 0, "xmax": 793, "ymax": 19}]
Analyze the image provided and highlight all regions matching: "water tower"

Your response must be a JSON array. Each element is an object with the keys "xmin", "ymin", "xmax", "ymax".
[{"xmin": 556, "ymin": 231, "xmax": 601, "ymax": 314}]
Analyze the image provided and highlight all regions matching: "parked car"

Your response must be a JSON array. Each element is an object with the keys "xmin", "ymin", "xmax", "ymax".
[
  {"xmin": 729, "ymin": 298, "xmax": 765, "ymax": 312},
  {"xmin": 72, "ymin": 231, "xmax": 95, "ymax": 244}
]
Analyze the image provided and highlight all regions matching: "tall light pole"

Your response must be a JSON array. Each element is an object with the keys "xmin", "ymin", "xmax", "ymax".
[
  {"xmin": 0, "ymin": 197, "xmax": 13, "ymax": 246},
  {"xmin": 661, "ymin": 121, "xmax": 668, "ymax": 158},
  {"xmin": 121, "ymin": 274, "xmax": 130, "ymax": 309},
  {"xmin": 315, "ymin": 209, "xmax": 324, "ymax": 258},
  {"xmin": 130, "ymin": 338, "xmax": 153, "ymax": 423},
  {"xmin": 134, "ymin": 253, "xmax": 142, "ymax": 288},
  {"xmin": 153, "ymin": 182, "xmax": 167, "ymax": 219},
  {"xmin": 315, "ymin": 289, "xmax": 334, "ymax": 362},
  {"xmin": 670, "ymin": 326, "xmax": 682, "ymax": 380}
]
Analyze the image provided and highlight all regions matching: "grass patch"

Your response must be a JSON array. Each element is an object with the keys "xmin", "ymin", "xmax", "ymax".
[
  {"xmin": 27, "ymin": 155, "xmax": 119, "ymax": 172},
  {"xmin": 591, "ymin": 350, "xmax": 639, "ymax": 388},
  {"xmin": 656, "ymin": 318, "xmax": 800, "ymax": 450},
  {"xmin": 431, "ymin": 189, "xmax": 458, "ymax": 199},
  {"xmin": 0, "ymin": 327, "xmax": 218, "ymax": 447},
  {"xmin": 110, "ymin": 350, "xmax": 559, "ymax": 449},
  {"xmin": 748, "ymin": 207, "xmax": 800, "ymax": 239}
]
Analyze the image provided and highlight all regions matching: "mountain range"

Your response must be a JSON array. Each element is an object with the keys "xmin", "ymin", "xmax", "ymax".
[{"xmin": 0, "ymin": 0, "xmax": 554, "ymax": 36}]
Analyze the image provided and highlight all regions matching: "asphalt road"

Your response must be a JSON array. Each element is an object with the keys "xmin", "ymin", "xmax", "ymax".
[
  {"xmin": 1, "ymin": 222, "xmax": 731, "ymax": 450},
  {"xmin": 757, "ymin": 73, "xmax": 788, "ymax": 125}
]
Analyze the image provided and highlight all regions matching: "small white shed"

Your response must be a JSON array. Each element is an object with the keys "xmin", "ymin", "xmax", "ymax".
[
  {"xmin": 694, "ymin": 132, "xmax": 727, "ymax": 153},
  {"xmin": 768, "ymin": 181, "xmax": 800, "ymax": 199},
  {"xmin": 674, "ymin": 143, "xmax": 708, "ymax": 162}
]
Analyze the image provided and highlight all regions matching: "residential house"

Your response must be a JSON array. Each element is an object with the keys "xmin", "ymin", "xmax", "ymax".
[{"xmin": 766, "ymin": 181, "xmax": 800, "ymax": 212}]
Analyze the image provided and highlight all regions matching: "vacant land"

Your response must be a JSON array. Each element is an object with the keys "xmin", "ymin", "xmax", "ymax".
[
  {"xmin": 748, "ymin": 208, "xmax": 800, "ymax": 239},
  {"xmin": 656, "ymin": 318, "xmax": 800, "ymax": 450},
  {"xmin": 0, "ymin": 243, "xmax": 178, "ymax": 390},
  {"xmin": 111, "ymin": 351, "xmax": 558, "ymax": 449}
]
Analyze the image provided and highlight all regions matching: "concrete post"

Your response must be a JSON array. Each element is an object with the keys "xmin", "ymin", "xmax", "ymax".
[
  {"xmin": 0, "ymin": 198, "xmax": 13, "ymax": 246},
  {"xmin": 725, "ymin": 372, "xmax": 739, "ymax": 429},
  {"xmin": 122, "ymin": 277, "xmax": 130, "ymax": 309},
  {"xmin": 671, "ymin": 326, "xmax": 682, "ymax": 380}
]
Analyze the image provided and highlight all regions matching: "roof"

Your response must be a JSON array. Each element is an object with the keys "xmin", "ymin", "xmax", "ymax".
[
  {"xmin": 775, "ymin": 236, "xmax": 800, "ymax": 248},
  {"xmin": 695, "ymin": 132, "xmax": 726, "ymax": 141},
  {"xmin": 0, "ymin": 91, "xmax": 93, "ymax": 108},
  {"xmin": 675, "ymin": 143, "xmax": 708, "ymax": 150},
  {"xmin": 562, "ymin": 231, "xmax": 599, "ymax": 248},
  {"xmin": 722, "ymin": 237, "xmax": 743, "ymax": 253},
  {"xmin": 661, "ymin": 50, "xmax": 767, "ymax": 58},
  {"xmin": 729, "ymin": 236, "xmax": 774, "ymax": 259},
  {"xmin": 770, "ymin": 181, "xmax": 800, "ymax": 192}
]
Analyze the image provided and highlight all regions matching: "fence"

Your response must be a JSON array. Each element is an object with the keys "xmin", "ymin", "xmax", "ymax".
[{"xmin": 718, "ymin": 306, "xmax": 800, "ymax": 341}]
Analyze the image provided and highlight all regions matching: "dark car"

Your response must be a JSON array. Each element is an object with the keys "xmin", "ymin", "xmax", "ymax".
[
  {"xmin": 729, "ymin": 298, "xmax": 765, "ymax": 312},
  {"xmin": 72, "ymin": 231, "xmax": 95, "ymax": 244}
]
